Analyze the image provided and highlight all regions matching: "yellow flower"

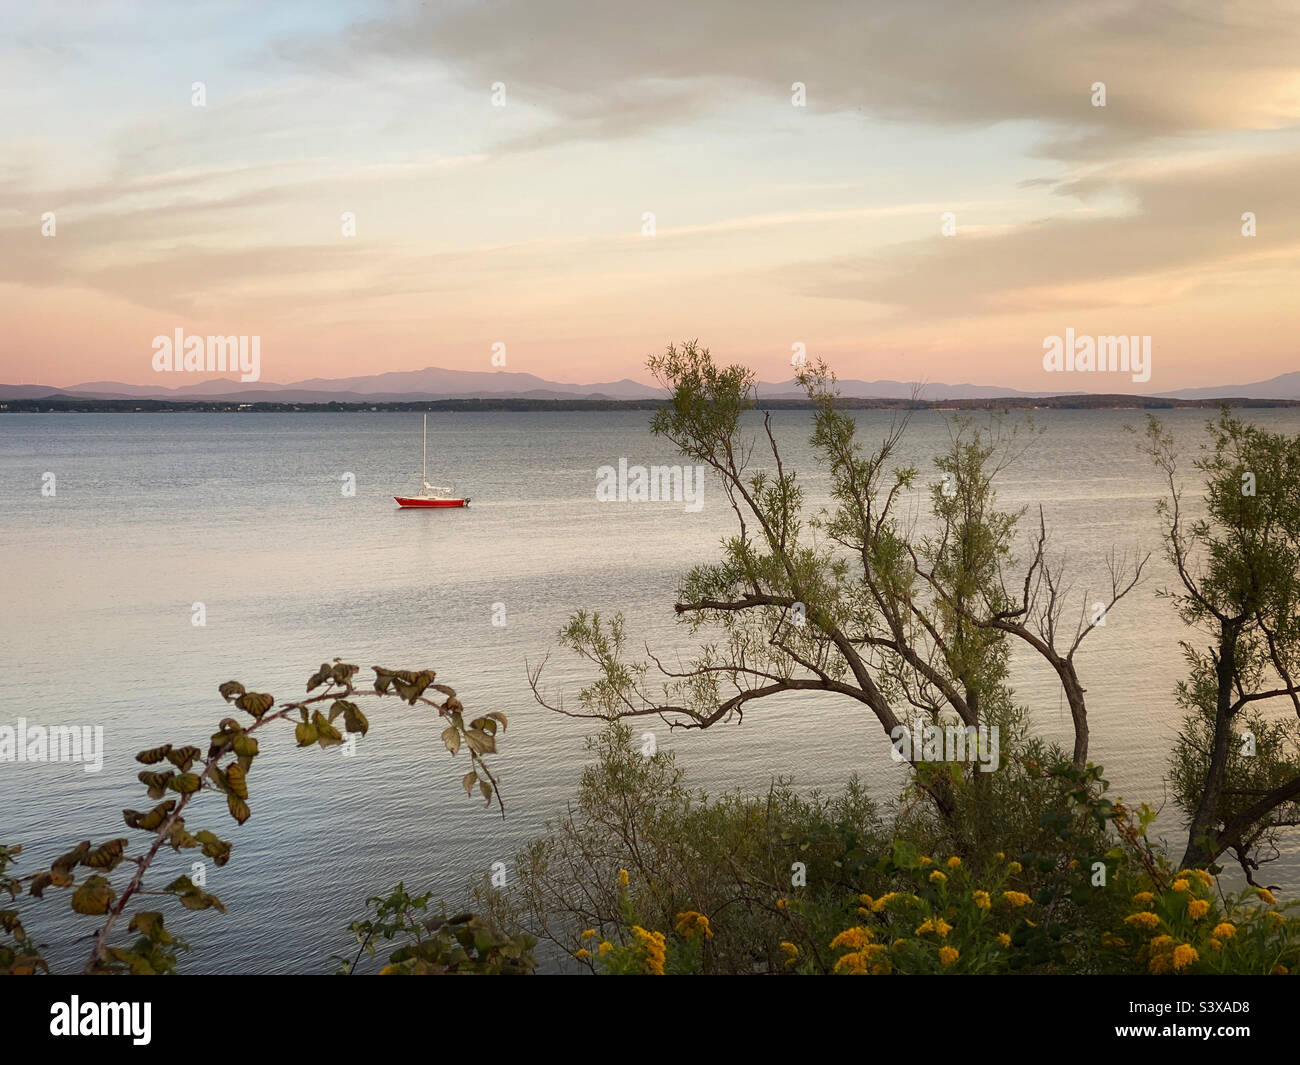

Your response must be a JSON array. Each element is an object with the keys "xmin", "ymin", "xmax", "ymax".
[
  {"xmin": 1187, "ymin": 899, "xmax": 1210, "ymax": 919},
  {"xmin": 1100, "ymin": 933, "xmax": 1125, "ymax": 948},
  {"xmin": 997, "ymin": 933, "xmax": 1011, "ymax": 947},
  {"xmin": 995, "ymin": 852, "xmax": 1005, "ymax": 861},
  {"xmin": 1172, "ymin": 944, "xmax": 1198, "ymax": 971},
  {"xmin": 776, "ymin": 897, "xmax": 789, "ymax": 911},
  {"xmin": 1178, "ymin": 868, "xmax": 1214, "ymax": 888},
  {"xmin": 1007, "ymin": 861, "xmax": 1022, "ymax": 874},
  {"xmin": 674, "ymin": 911, "xmax": 714, "ymax": 940},
  {"xmin": 1271, "ymin": 965, "xmax": 1289, "ymax": 975},
  {"xmin": 1124, "ymin": 911, "xmax": 1161, "ymax": 930},
  {"xmin": 938, "ymin": 946, "xmax": 959, "ymax": 966},
  {"xmin": 972, "ymin": 890, "xmax": 991, "ymax": 910},
  {"xmin": 1257, "ymin": 887, "xmax": 1278, "ymax": 906},
  {"xmin": 872, "ymin": 893, "xmax": 898, "ymax": 912},
  {"xmin": 915, "ymin": 919, "xmax": 935, "ymax": 936},
  {"xmin": 1002, "ymin": 891, "xmax": 1032, "ymax": 909},
  {"xmin": 598, "ymin": 941, "xmax": 613, "ymax": 956},
  {"xmin": 630, "ymin": 926, "xmax": 666, "ymax": 975},
  {"xmin": 1212, "ymin": 922, "xmax": 1236, "ymax": 940},
  {"xmin": 1171, "ymin": 878, "xmax": 1189, "ymax": 893},
  {"xmin": 830, "ymin": 926, "xmax": 875, "ymax": 951},
  {"xmin": 857, "ymin": 907, "xmax": 871, "ymax": 917},
  {"xmin": 858, "ymin": 893, "xmax": 874, "ymax": 907},
  {"xmin": 580, "ymin": 928, "xmax": 596, "ymax": 940},
  {"xmin": 935, "ymin": 919, "xmax": 952, "ymax": 938},
  {"xmin": 779, "ymin": 941, "xmax": 799, "ymax": 968},
  {"xmin": 929, "ymin": 870, "xmax": 947, "ymax": 884},
  {"xmin": 833, "ymin": 952, "xmax": 865, "ymax": 975},
  {"xmin": 1150, "ymin": 935, "xmax": 1174, "ymax": 951},
  {"xmin": 1149, "ymin": 951, "xmax": 1173, "ymax": 974},
  {"xmin": 1132, "ymin": 892, "xmax": 1155, "ymax": 905},
  {"xmin": 946, "ymin": 856, "xmax": 962, "ymax": 869},
  {"xmin": 1209, "ymin": 938, "xmax": 1222, "ymax": 952},
  {"xmin": 833, "ymin": 944, "xmax": 890, "ymax": 975},
  {"xmin": 617, "ymin": 869, "xmax": 629, "ymax": 888},
  {"xmin": 575, "ymin": 948, "xmax": 591, "ymax": 960},
  {"xmin": 919, "ymin": 856, "xmax": 933, "ymax": 866}
]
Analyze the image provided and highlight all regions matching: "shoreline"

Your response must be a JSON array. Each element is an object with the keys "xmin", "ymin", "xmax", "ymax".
[{"xmin": 5, "ymin": 395, "xmax": 1300, "ymax": 414}]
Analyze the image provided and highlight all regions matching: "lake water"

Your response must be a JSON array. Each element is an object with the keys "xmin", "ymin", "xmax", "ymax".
[{"xmin": 3, "ymin": 408, "xmax": 1298, "ymax": 973}]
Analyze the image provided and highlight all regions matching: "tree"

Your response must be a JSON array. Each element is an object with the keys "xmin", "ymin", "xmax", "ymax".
[
  {"xmin": 531, "ymin": 342, "xmax": 1145, "ymax": 847},
  {"xmin": 1140, "ymin": 410, "xmax": 1300, "ymax": 876}
]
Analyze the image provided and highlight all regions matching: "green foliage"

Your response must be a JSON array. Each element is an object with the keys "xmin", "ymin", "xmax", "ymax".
[
  {"xmin": 534, "ymin": 343, "xmax": 1141, "ymax": 863},
  {"xmin": 1140, "ymin": 410, "xmax": 1300, "ymax": 870},
  {"xmin": 475, "ymin": 721, "xmax": 887, "ymax": 974},
  {"xmin": 336, "ymin": 883, "xmax": 536, "ymax": 975},
  {"xmin": 472, "ymin": 715, "xmax": 1297, "ymax": 976}
]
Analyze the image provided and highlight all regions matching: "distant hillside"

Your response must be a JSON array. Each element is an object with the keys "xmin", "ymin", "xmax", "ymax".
[
  {"xmin": 1155, "ymin": 371, "xmax": 1300, "ymax": 401},
  {"xmin": 2, "ymin": 365, "xmax": 1297, "ymax": 403}
]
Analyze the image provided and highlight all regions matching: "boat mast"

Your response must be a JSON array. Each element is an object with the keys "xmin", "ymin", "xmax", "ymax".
[{"xmin": 422, "ymin": 414, "xmax": 427, "ymax": 486}]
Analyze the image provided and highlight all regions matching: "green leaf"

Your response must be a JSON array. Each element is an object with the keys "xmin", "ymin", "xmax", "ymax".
[
  {"xmin": 71, "ymin": 876, "xmax": 115, "ymax": 915},
  {"xmin": 331, "ymin": 663, "xmax": 359, "ymax": 686},
  {"xmin": 307, "ymin": 663, "xmax": 333, "ymax": 692},
  {"xmin": 344, "ymin": 704, "xmax": 369, "ymax": 736},
  {"xmin": 224, "ymin": 763, "xmax": 248, "ymax": 799},
  {"xmin": 165, "ymin": 745, "xmax": 202, "ymax": 771},
  {"xmin": 139, "ymin": 770, "xmax": 174, "ymax": 799},
  {"xmin": 310, "ymin": 711, "xmax": 343, "ymax": 748},
  {"xmin": 235, "ymin": 692, "xmax": 275, "ymax": 718},
  {"xmin": 82, "ymin": 839, "xmax": 129, "ymax": 871},
  {"xmin": 128, "ymin": 911, "xmax": 169, "ymax": 942},
  {"xmin": 135, "ymin": 744, "xmax": 172, "ymax": 765},
  {"xmin": 227, "ymin": 794, "xmax": 251, "ymax": 825},
  {"xmin": 194, "ymin": 831, "xmax": 232, "ymax": 866},
  {"xmin": 51, "ymin": 842, "xmax": 90, "ymax": 875},
  {"xmin": 169, "ymin": 773, "xmax": 202, "ymax": 795},
  {"xmin": 218, "ymin": 681, "xmax": 245, "ymax": 702}
]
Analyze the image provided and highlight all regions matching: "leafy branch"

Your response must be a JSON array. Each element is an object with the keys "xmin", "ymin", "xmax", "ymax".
[{"xmin": 0, "ymin": 659, "xmax": 507, "ymax": 975}]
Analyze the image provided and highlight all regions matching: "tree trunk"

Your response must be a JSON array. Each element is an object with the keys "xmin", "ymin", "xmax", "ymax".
[{"xmin": 1180, "ymin": 626, "xmax": 1239, "ymax": 868}]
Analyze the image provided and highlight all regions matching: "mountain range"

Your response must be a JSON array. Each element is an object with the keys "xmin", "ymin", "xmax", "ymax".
[{"xmin": 2, "ymin": 366, "xmax": 1298, "ymax": 403}]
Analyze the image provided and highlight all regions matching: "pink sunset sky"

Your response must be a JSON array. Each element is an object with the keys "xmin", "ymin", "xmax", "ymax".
[{"xmin": 2, "ymin": 0, "xmax": 1299, "ymax": 392}]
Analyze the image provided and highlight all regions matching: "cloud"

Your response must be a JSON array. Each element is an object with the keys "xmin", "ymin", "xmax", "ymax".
[
  {"xmin": 283, "ymin": 0, "xmax": 1300, "ymax": 156},
  {"xmin": 793, "ymin": 147, "xmax": 1300, "ymax": 315}
]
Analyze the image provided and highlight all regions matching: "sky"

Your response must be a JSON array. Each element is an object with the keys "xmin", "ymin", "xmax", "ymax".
[{"xmin": 1, "ymin": 0, "xmax": 1298, "ymax": 391}]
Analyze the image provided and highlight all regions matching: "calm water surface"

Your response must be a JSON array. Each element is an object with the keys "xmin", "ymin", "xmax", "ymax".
[{"xmin": 3, "ymin": 409, "xmax": 1298, "ymax": 972}]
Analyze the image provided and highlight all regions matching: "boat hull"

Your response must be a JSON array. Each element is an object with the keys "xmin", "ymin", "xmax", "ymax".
[{"xmin": 394, "ymin": 496, "xmax": 469, "ymax": 508}]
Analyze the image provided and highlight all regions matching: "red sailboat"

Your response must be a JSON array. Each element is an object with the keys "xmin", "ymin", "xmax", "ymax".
[{"xmin": 395, "ymin": 415, "xmax": 470, "ymax": 508}]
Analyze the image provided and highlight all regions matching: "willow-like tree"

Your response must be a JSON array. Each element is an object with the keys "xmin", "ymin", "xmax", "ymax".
[
  {"xmin": 1141, "ymin": 411, "xmax": 1300, "ymax": 878},
  {"xmin": 532, "ymin": 342, "xmax": 1145, "ymax": 845}
]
